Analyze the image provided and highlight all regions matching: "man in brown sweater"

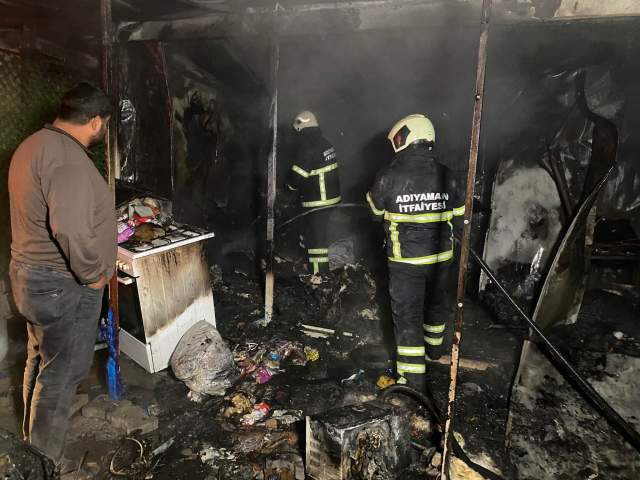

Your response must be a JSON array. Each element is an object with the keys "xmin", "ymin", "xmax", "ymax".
[{"xmin": 8, "ymin": 83, "xmax": 117, "ymax": 464}]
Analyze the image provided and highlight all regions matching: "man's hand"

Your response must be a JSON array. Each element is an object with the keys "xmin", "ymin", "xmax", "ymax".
[{"xmin": 87, "ymin": 275, "xmax": 108, "ymax": 290}]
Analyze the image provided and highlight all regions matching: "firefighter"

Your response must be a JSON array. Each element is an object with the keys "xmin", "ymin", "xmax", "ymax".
[
  {"xmin": 288, "ymin": 111, "xmax": 341, "ymax": 275},
  {"xmin": 366, "ymin": 114, "xmax": 465, "ymax": 389}
]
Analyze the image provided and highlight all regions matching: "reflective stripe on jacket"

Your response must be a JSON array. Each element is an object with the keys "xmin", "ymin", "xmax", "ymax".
[
  {"xmin": 367, "ymin": 146, "xmax": 465, "ymax": 265},
  {"xmin": 289, "ymin": 128, "xmax": 341, "ymax": 208}
]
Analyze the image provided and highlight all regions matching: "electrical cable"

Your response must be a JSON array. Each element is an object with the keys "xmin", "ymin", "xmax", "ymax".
[{"xmin": 377, "ymin": 385, "xmax": 505, "ymax": 480}]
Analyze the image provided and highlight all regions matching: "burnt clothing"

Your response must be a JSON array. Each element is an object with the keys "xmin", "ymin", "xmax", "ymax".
[
  {"xmin": 289, "ymin": 127, "xmax": 341, "ymax": 208},
  {"xmin": 299, "ymin": 209, "xmax": 332, "ymax": 275},
  {"xmin": 366, "ymin": 146, "xmax": 465, "ymax": 266},
  {"xmin": 10, "ymin": 260, "xmax": 104, "ymax": 462},
  {"xmin": 9, "ymin": 124, "xmax": 117, "ymax": 284},
  {"xmin": 389, "ymin": 261, "xmax": 450, "ymax": 386}
]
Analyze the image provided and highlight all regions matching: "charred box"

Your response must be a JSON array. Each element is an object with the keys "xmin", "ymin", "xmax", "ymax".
[{"xmin": 306, "ymin": 402, "xmax": 412, "ymax": 480}]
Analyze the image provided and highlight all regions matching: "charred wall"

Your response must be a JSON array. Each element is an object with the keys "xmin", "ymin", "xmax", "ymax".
[
  {"xmin": 117, "ymin": 38, "xmax": 271, "ymax": 271},
  {"xmin": 118, "ymin": 43, "xmax": 173, "ymax": 199},
  {"xmin": 165, "ymin": 38, "xmax": 271, "ymax": 272},
  {"xmin": 275, "ymin": 26, "xmax": 480, "ymax": 269},
  {"xmin": 118, "ymin": 27, "xmax": 481, "ymax": 274},
  {"xmin": 276, "ymin": 26, "xmax": 481, "ymax": 198},
  {"xmin": 116, "ymin": 14, "xmax": 640, "ymax": 284},
  {"xmin": 479, "ymin": 18, "xmax": 640, "ymax": 302},
  {"xmin": 481, "ymin": 18, "xmax": 640, "ymax": 214}
]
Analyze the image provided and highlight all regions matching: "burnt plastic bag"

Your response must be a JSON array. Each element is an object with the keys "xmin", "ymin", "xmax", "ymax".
[
  {"xmin": 329, "ymin": 237, "xmax": 355, "ymax": 271},
  {"xmin": 171, "ymin": 321, "xmax": 238, "ymax": 397}
]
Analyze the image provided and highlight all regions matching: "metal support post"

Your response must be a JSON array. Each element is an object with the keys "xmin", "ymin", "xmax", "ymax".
[
  {"xmin": 442, "ymin": 1, "xmax": 492, "ymax": 478},
  {"xmin": 101, "ymin": 0, "xmax": 119, "ymax": 336}
]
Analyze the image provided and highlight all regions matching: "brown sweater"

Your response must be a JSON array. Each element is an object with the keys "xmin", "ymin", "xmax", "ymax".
[{"xmin": 9, "ymin": 125, "xmax": 117, "ymax": 284}]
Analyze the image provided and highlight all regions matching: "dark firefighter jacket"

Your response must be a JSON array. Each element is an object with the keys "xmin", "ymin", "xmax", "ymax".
[
  {"xmin": 367, "ymin": 145, "xmax": 465, "ymax": 266},
  {"xmin": 289, "ymin": 127, "xmax": 341, "ymax": 208}
]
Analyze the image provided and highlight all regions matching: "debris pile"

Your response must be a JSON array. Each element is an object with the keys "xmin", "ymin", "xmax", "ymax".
[
  {"xmin": 116, "ymin": 196, "xmax": 173, "ymax": 244},
  {"xmin": 7, "ymin": 261, "xmax": 533, "ymax": 479},
  {"xmin": 508, "ymin": 340, "xmax": 640, "ymax": 479},
  {"xmin": 116, "ymin": 195, "xmax": 211, "ymax": 252},
  {"xmin": 306, "ymin": 402, "xmax": 412, "ymax": 480},
  {"xmin": 233, "ymin": 337, "xmax": 318, "ymax": 386}
]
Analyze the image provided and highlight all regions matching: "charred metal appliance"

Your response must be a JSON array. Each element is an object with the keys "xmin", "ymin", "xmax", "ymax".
[
  {"xmin": 306, "ymin": 402, "xmax": 411, "ymax": 480},
  {"xmin": 116, "ymin": 223, "xmax": 216, "ymax": 373}
]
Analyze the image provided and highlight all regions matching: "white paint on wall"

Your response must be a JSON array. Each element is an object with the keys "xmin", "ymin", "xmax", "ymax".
[
  {"xmin": 484, "ymin": 165, "xmax": 563, "ymax": 270},
  {"xmin": 495, "ymin": 0, "xmax": 640, "ymax": 20}
]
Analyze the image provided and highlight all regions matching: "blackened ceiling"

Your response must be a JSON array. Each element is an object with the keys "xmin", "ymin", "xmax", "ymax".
[{"xmin": 0, "ymin": 0, "xmax": 389, "ymax": 28}]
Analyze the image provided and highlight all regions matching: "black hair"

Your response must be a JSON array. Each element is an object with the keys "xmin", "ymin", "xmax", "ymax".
[{"xmin": 58, "ymin": 82, "xmax": 113, "ymax": 125}]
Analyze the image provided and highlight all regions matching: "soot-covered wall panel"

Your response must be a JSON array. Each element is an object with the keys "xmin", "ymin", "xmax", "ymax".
[
  {"xmin": 165, "ymin": 38, "xmax": 271, "ymax": 271},
  {"xmin": 276, "ymin": 26, "xmax": 481, "ymax": 202},
  {"xmin": 479, "ymin": 18, "xmax": 640, "ymax": 301},
  {"xmin": 118, "ymin": 42, "xmax": 173, "ymax": 199},
  {"xmin": 274, "ymin": 27, "xmax": 480, "ymax": 269}
]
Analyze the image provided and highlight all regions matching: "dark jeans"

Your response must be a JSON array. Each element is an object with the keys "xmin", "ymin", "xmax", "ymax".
[
  {"xmin": 389, "ymin": 260, "xmax": 451, "ymax": 389},
  {"xmin": 9, "ymin": 260, "xmax": 103, "ymax": 463}
]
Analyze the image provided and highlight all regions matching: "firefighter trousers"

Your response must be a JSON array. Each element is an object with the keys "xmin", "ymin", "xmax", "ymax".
[
  {"xmin": 388, "ymin": 260, "xmax": 451, "ymax": 389},
  {"xmin": 299, "ymin": 208, "xmax": 333, "ymax": 275}
]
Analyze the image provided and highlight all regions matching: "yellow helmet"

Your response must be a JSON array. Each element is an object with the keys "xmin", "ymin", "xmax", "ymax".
[
  {"xmin": 388, "ymin": 114, "xmax": 435, "ymax": 153},
  {"xmin": 293, "ymin": 111, "xmax": 319, "ymax": 131}
]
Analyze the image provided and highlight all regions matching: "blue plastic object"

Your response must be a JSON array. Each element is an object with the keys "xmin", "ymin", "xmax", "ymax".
[{"xmin": 99, "ymin": 308, "xmax": 124, "ymax": 400}]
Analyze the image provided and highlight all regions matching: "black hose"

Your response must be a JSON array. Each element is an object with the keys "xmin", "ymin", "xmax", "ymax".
[
  {"xmin": 276, "ymin": 203, "xmax": 367, "ymax": 229},
  {"xmin": 377, "ymin": 385, "xmax": 505, "ymax": 480},
  {"xmin": 453, "ymin": 228, "xmax": 640, "ymax": 453},
  {"xmin": 377, "ymin": 384, "xmax": 443, "ymax": 425}
]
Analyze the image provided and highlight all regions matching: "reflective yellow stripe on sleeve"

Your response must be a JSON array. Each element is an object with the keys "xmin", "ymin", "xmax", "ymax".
[
  {"xmin": 366, "ymin": 192, "xmax": 384, "ymax": 216},
  {"xmin": 453, "ymin": 205, "xmax": 465, "ymax": 216},
  {"xmin": 292, "ymin": 165, "xmax": 310, "ymax": 178}
]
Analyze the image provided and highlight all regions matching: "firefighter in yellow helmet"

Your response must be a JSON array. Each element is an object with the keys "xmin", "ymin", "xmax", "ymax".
[
  {"xmin": 366, "ymin": 114, "xmax": 465, "ymax": 390},
  {"xmin": 288, "ymin": 111, "xmax": 341, "ymax": 275}
]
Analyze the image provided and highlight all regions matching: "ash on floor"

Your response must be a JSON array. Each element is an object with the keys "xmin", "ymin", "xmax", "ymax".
[
  {"xmin": 507, "ymin": 289, "xmax": 640, "ymax": 480},
  {"xmin": 5, "ymin": 263, "xmax": 637, "ymax": 479}
]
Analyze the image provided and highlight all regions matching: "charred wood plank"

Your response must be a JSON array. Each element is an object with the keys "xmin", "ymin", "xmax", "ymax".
[
  {"xmin": 442, "ymin": 0, "xmax": 492, "ymax": 477},
  {"xmin": 264, "ymin": 37, "xmax": 280, "ymax": 325}
]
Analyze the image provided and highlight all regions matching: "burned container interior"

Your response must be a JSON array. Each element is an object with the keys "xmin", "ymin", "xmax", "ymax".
[
  {"xmin": 1, "ymin": 1, "xmax": 640, "ymax": 479},
  {"xmin": 114, "ymin": 25, "xmax": 482, "ymax": 276},
  {"xmin": 113, "ymin": 8, "xmax": 640, "ymax": 294}
]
